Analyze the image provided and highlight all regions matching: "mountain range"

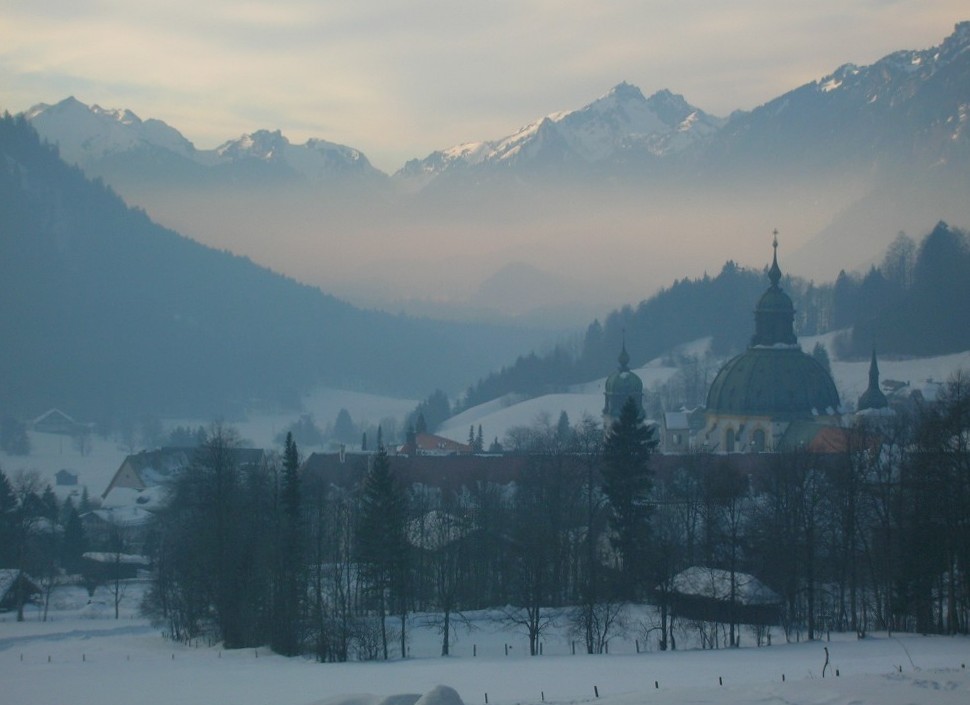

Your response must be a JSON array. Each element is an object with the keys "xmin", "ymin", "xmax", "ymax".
[
  {"xmin": 18, "ymin": 22, "xmax": 970, "ymax": 321},
  {"xmin": 24, "ymin": 81, "xmax": 723, "ymax": 189},
  {"xmin": 395, "ymin": 83, "xmax": 725, "ymax": 186},
  {"xmin": 24, "ymin": 99, "xmax": 388, "ymax": 186}
]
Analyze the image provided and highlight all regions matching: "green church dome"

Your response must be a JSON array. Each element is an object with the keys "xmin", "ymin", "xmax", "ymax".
[
  {"xmin": 706, "ymin": 235, "xmax": 840, "ymax": 420},
  {"xmin": 706, "ymin": 346, "xmax": 841, "ymax": 419}
]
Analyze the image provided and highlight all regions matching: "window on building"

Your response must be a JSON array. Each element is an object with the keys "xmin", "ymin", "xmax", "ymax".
[{"xmin": 752, "ymin": 428, "xmax": 766, "ymax": 452}]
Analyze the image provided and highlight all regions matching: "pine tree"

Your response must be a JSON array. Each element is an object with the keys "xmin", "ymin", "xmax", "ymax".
[
  {"xmin": 60, "ymin": 499, "xmax": 88, "ymax": 574},
  {"xmin": 556, "ymin": 411, "xmax": 571, "ymax": 445},
  {"xmin": 0, "ymin": 417, "xmax": 30, "ymax": 455},
  {"xmin": 79, "ymin": 486, "xmax": 93, "ymax": 513},
  {"xmin": 272, "ymin": 432, "xmax": 303, "ymax": 655},
  {"xmin": 357, "ymin": 446, "xmax": 408, "ymax": 659},
  {"xmin": 601, "ymin": 397, "xmax": 657, "ymax": 599},
  {"xmin": 40, "ymin": 485, "xmax": 59, "ymax": 521},
  {"xmin": 0, "ymin": 466, "xmax": 16, "ymax": 566},
  {"xmin": 333, "ymin": 409, "xmax": 357, "ymax": 445},
  {"xmin": 812, "ymin": 342, "xmax": 832, "ymax": 375}
]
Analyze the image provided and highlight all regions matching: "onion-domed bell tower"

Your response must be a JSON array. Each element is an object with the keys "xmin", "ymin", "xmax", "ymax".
[
  {"xmin": 603, "ymin": 333, "xmax": 645, "ymax": 428},
  {"xmin": 751, "ymin": 233, "xmax": 797, "ymax": 347},
  {"xmin": 703, "ymin": 233, "xmax": 841, "ymax": 452}
]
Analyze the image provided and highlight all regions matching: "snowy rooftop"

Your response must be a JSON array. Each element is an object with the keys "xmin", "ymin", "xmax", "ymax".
[
  {"xmin": 81, "ymin": 552, "xmax": 151, "ymax": 565},
  {"xmin": 87, "ymin": 505, "xmax": 156, "ymax": 527},
  {"xmin": 670, "ymin": 566, "xmax": 781, "ymax": 606}
]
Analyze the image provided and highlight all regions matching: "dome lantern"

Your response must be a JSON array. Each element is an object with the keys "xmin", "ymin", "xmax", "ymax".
[{"xmin": 751, "ymin": 232, "xmax": 797, "ymax": 347}]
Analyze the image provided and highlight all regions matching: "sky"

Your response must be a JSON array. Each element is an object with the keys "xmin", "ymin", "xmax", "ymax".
[{"xmin": 1, "ymin": 1, "xmax": 967, "ymax": 173}]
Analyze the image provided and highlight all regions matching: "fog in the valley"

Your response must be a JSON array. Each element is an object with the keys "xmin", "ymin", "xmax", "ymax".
[
  {"xmin": 108, "ymin": 161, "xmax": 966, "ymax": 325},
  {"xmin": 6, "ymin": 18, "xmax": 970, "ymax": 422},
  {"xmin": 18, "ymin": 15, "xmax": 970, "ymax": 328}
]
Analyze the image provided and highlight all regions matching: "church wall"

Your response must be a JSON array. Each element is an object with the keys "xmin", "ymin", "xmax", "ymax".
[{"xmin": 700, "ymin": 413, "xmax": 782, "ymax": 453}]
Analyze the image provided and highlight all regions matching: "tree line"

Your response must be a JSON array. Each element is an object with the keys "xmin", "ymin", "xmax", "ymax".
[
  {"xmin": 0, "ymin": 468, "xmax": 94, "ymax": 621},
  {"xmin": 4, "ymin": 378, "xmax": 969, "ymax": 653},
  {"xmin": 136, "ymin": 376, "xmax": 970, "ymax": 659}
]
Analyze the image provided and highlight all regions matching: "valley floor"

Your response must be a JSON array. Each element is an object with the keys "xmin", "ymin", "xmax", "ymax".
[{"xmin": 2, "ymin": 585, "xmax": 969, "ymax": 705}]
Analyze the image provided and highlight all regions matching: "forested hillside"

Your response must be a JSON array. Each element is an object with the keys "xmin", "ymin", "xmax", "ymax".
[
  {"xmin": 850, "ymin": 222, "xmax": 970, "ymax": 356},
  {"xmin": 461, "ymin": 223, "xmax": 970, "ymax": 410},
  {"xmin": 0, "ymin": 115, "xmax": 548, "ymax": 424}
]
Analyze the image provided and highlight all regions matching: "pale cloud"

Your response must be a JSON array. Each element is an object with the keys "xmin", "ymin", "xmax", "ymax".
[{"xmin": 1, "ymin": 1, "xmax": 966, "ymax": 171}]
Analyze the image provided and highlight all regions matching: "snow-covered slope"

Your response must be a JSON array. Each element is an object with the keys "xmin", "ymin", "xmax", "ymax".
[
  {"xmin": 804, "ymin": 331, "xmax": 970, "ymax": 409},
  {"xmin": 440, "ymin": 336, "xmax": 970, "ymax": 446},
  {"xmin": 438, "ymin": 357, "xmax": 682, "ymax": 445}
]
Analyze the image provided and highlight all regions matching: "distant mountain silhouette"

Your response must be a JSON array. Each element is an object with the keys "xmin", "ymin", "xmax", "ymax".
[
  {"xmin": 23, "ymin": 23, "xmax": 970, "ymax": 312},
  {"xmin": 0, "ymin": 114, "xmax": 550, "ymax": 423}
]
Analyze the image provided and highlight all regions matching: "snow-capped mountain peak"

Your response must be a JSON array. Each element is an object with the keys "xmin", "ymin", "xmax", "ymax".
[
  {"xmin": 213, "ymin": 129, "xmax": 380, "ymax": 179},
  {"xmin": 216, "ymin": 129, "xmax": 290, "ymax": 162},
  {"xmin": 25, "ymin": 100, "xmax": 386, "ymax": 184},
  {"xmin": 395, "ymin": 81, "xmax": 724, "ymax": 182},
  {"xmin": 92, "ymin": 105, "xmax": 141, "ymax": 127},
  {"xmin": 25, "ymin": 97, "xmax": 196, "ymax": 163}
]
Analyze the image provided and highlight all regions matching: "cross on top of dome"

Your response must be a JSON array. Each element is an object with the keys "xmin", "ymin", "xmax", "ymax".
[{"xmin": 768, "ymin": 229, "xmax": 782, "ymax": 289}]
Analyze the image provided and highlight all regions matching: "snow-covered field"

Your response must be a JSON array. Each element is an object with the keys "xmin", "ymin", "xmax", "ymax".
[{"xmin": 3, "ymin": 584, "xmax": 969, "ymax": 705}]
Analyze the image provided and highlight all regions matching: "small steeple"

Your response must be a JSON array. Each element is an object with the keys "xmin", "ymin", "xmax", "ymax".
[
  {"xmin": 768, "ymin": 229, "xmax": 782, "ymax": 288},
  {"xmin": 858, "ymin": 346, "xmax": 889, "ymax": 411}
]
